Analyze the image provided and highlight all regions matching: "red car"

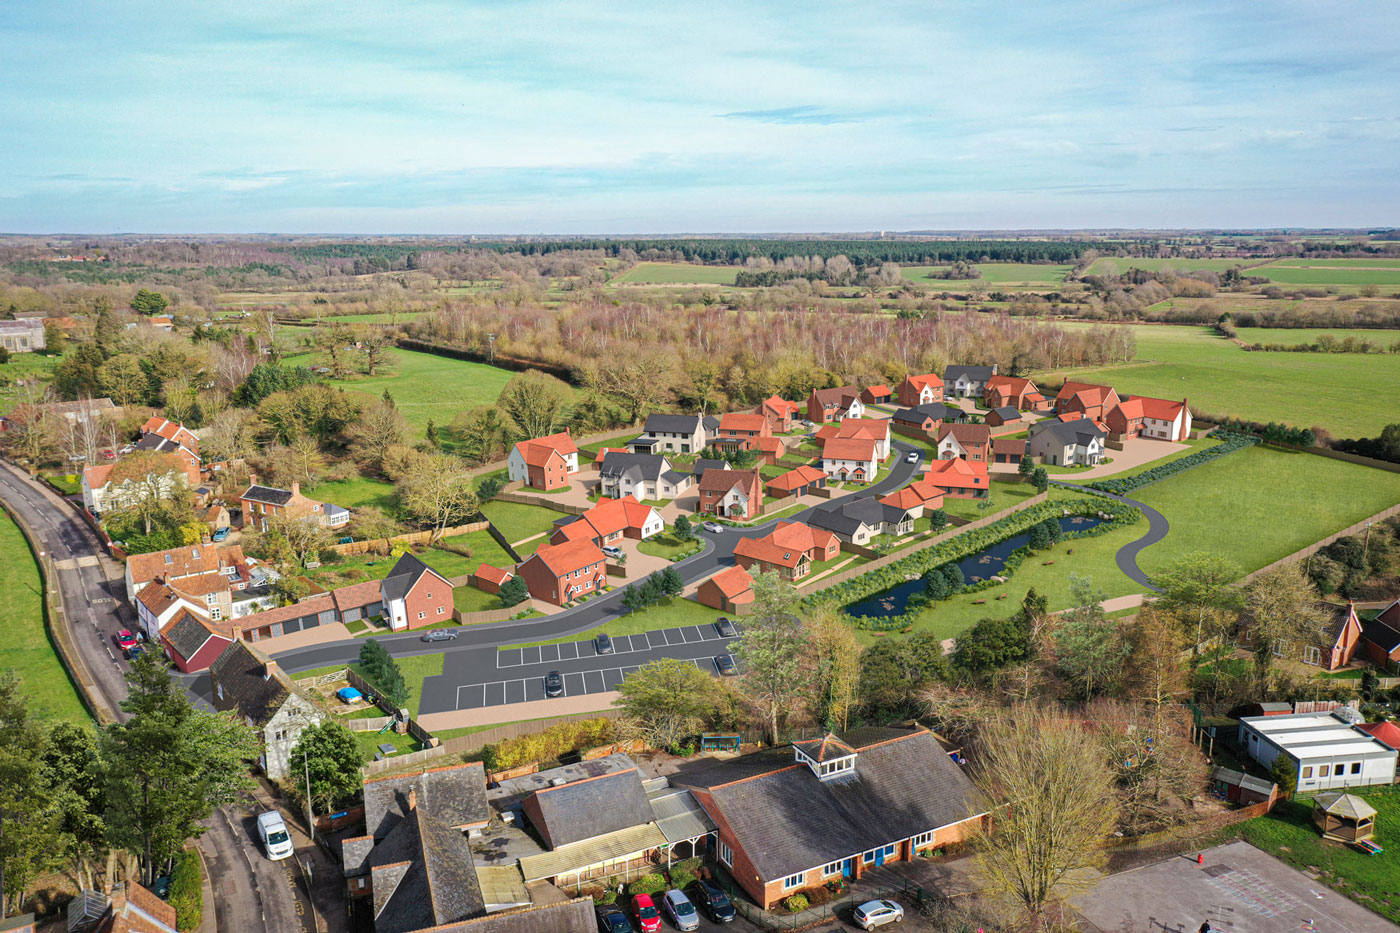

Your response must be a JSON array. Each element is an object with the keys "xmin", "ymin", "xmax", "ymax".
[
  {"xmin": 115, "ymin": 630, "xmax": 138, "ymax": 652},
  {"xmin": 632, "ymin": 893, "xmax": 662, "ymax": 933}
]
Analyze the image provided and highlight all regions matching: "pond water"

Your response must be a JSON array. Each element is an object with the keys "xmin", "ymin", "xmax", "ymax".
[{"xmin": 844, "ymin": 514, "xmax": 1107, "ymax": 619}]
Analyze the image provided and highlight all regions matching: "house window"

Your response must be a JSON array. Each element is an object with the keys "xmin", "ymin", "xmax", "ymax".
[
  {"xmin": 436, "ymin": 606, "xmax": 445, "ymax": 615},
  {"xmin": 1302, "ymin": 645, "xmax": 1321, "ymax": 666},
  {"xmin": 781, "ymin": 873, "xmax": 804, "ymax": 891},
  {"xmin": 913, "ymin": 831, "xmax": 934, "ymax": 847},
  {"xmin": 417, "ymin": 611, "xmax": 426, "ymax": 620},
  {"xmin": 1351, "ymin": 762, "xmax": 1361, "ymax": 774},
  {"xmin": 1319, "ymin": 765, "xmax": 1330, "ymax": 777},
  {"xmin": 216, "ymin": 683, "xmax": 224, "ymax": 701},
  {"xmin": 718, "ymin": 841, "xmax": 733, "ymax": 867},
  {"xmin": 823, "ymin": 862, "xmax": 843, "ymax": 876}
]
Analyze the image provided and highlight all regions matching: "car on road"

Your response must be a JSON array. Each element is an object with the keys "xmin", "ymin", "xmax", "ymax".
[
  {"xmin": 115, "ymin": 629, "xmax": 137, "ymax": 652},
  {"xmin": 852, "ymin": 899, "xmax": 904, "ymax": 929},
  {"xmin": 544, "ymin": 670, "xmax": 565, "ymax": 697},
  {"xmin": 101, "ymin": 449, "xmax": 117, "ymax": 461},
  {"xmin": 714, "ymin": 617, "xmax": 736, "ymax": 638},
  {"xmin": 601, "ymin": 544, "xmax": 624, "ymax": 559},
  {"xmin": 687, "ymin": 880, "xmax": 735, "ymax": 923},
  {"xmin": 595, "ymin": 633, "xmax": 614, "ymax": 654},
  {"xmin": 421, "ymin": 629, "xmax": 458, "ymax": 642},
  {"xmin": 663, "ymin": 889, "xmax": 700, "ymax": 931},
  {"xmin": 256, "ymin": 810, "xmax": 295, "ymax": 861},
  {"xmin": 905, "ymin": 450, "xmax": 920, "ymax": 463},
  {"xmin": 715, "ymin": 654, "xmax": 737, "ymax": 676},
  {"xmin": 632, "ymin": 893, "xmax": 662, "ymax": 933},
  {"xmin": 702, "ymin": 521, "xmax": 724, "ymax": 533},
  {"xmin": 595, "ymin": 903, "xmax": 631, "ymax": 933}
]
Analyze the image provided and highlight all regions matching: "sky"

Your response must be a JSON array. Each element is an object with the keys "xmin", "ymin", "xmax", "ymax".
[{"xmin": 1, "ymin": 0, "xmax": 1398, "ymax": 234}]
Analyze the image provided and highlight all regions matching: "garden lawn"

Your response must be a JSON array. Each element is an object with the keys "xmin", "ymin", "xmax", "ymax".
[
  {"xmin": 0, "ymin": 511, "xmax": 89, "ymax": 722},
  {"xmin": 1047, "ymin": 323, "xmax": 1400, "ymax": 437},
  {"xmin": 324, "ymin": 348, "xmax": 518, "ymax": 437},
  {"xmin": 502, "ymin": 596, "xmax": 726, "ymax": 648},
  {"xmin": 305, "ymin": 476, "xmax": 398, "ymax": 511},
  {"xmin": 438, "ymin": 529, "xmax": 515, "ymax": 568},
  {"xmin": 480, "ymin": 500, "xmax": 566, "ymax": 544},
  {"xmin": 453, "ymin": 585, "xmax": 508, "ymax": 614},
  {"xmin": 1132, "ymin": 444, "xmax": 1400, "ymax": 577},
  {"xmin": 612, "ymin": 262, "xmax": 738, "ymax": 285},
  {"xmin": 636, "ymin": 531, "xmax": 700, "ymax": 560},
  {"xmin": 1239, "ymin": 789, "xmax": 1400, "ymax": 924},
  {"xmin": 354, "ymin": 729, "xmax": 425, "ymax": 765},
  {"xmin": 942, "ymin": 479, "xmax": 1039, "ymax": 520},
  {"xmin": 306, "ymin": 545, "xmax": 476, "ymax": 587},
  {"xmin": 298, "ymin": 655, "xmax": 444, "ymax": 718}
]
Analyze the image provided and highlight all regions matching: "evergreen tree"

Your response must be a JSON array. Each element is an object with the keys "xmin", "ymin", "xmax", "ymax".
[
  {"xmin": 923, "ymin": 570, "xmax": 951, "ymax": 600},
  {"xmin": 927, "ymin": 509, "xmax": 948, "ymax": 531},
  {"xmin": 1031, "ymin": 467, "xmax": 1050, "ymax": 493},
  {"xmin": 1018, "ymin": 454, "xmax": 1034, "ymax": 477},
  {"xmin": 498, "ymin": 576, "xmax": 529, "ymax": 607},
  {"xmin": 673, "ymin": 515, "xmax": 693, "ymax": 541},
  {"xmin": 942, "ymin": 562, "xmax": 965, "ymax": 594},
  {"xmin": 425, "ymin": 418, "xmax": 439, "ymax": 448},
  {"xmin": 660, "ymin": 567, "xmax": 684, "ymax": 599},
  {"xmin": 1028, "ymin": 521, "xmax": 1052, "ymax": 550}
]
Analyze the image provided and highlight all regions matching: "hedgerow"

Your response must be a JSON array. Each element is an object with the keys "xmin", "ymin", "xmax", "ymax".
[{"xmin": 1087, "ymin": 431, "xmax": 1258, "ymax": 496}]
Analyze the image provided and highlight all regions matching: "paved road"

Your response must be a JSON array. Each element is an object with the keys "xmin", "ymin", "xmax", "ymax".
[
  {"xmin": 0, "ymin": 461, "xmax": 136, "ymax": 719},
  {"xmin": 1056, "ymin": 481, "xmax": 1167, "ymax": 590},
  {"xmin": 274, "ymin": 441, "xmax": 925, "ymax": 675}
]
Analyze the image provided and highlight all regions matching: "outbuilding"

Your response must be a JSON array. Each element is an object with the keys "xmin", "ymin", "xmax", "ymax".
[{"xmin": 1237, "ymin": 709, "xmax": 1398, "ymax": 793}]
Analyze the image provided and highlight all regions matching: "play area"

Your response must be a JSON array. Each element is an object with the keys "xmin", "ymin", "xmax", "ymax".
[{"xmin": 1074, "ymin": 841, "xmax": 1397, "ymax": 932}]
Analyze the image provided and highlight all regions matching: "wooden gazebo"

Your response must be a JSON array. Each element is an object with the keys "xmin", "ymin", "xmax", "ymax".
[{"xmin": 1311, "ymin": 792, "xmax": 1378, "ymax": 843}]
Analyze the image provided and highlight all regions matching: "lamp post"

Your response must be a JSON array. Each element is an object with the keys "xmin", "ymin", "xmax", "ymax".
[{"xmin": 486, "ymin": 333, "xmax": 496, "ymax": 364}]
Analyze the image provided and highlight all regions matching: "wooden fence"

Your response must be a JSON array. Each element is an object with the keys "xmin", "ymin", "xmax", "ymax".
[
  {"xmin": 1240, "ymin": 501, "xmax": 1400, "ymax": 583},
  {"xmin": 1264, "ymin": 442, "xmax": 1400, "ymax": 476},
  {"xmin": 492, "ymin": 490, "xmax": 589, "ymax": 513},
  {"xmin": 452, "ymin": 605, "xmax": 521, "ymax": 625},
  {"xmin": 324, "ymin": 520, "xmax": 490, "ymax": 556},
  {"xmin": 800, "ymin": 493, "xmax": 1049, "ymax": 595}
]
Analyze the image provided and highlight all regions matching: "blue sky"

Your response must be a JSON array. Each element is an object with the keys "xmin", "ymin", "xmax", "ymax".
[{"xmin": 1, "ymin": 0, "xmax": 1397, "ymax": 233}]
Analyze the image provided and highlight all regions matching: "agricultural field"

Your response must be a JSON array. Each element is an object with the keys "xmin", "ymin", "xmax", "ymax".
[
  {"xmin": 0, "ymin": 511, "xmax": 89, "ymax": 722},
  {"xmin": 1250, "ymin": 258, "xmax": 1400, "ymax": 288},
  {"xmin": 611, "ymin": 262, "xmax": 738, "ymax": 285},
  {"xmin": 902, "ymin": 263, "xmax": 1072, "ymax": 286},
  {"xmin": 1132, "ymin": 444, "xmax": 1400, "ymax": 577},
  {"xmin": 1049, "ymin": 323, "xmax": 1400, "ymax": 436},
  {"xmin": 1086, "ymin": 257, "xmax": 1270, "ymax": 275}
]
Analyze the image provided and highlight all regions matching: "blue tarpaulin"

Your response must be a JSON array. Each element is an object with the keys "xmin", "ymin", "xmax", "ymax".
[{"xmin": 336, "ymin": 687, "xmax": 363, "ymax": 703}]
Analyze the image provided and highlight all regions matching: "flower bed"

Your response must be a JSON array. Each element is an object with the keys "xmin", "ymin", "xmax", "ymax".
[{"xmin": 1088, "ymin": 431, "xmax": 1258, "ymax": 496}]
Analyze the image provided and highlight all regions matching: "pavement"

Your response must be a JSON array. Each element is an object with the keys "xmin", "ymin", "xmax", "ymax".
[{"xmin": 1061, "ymin": 481, "xmax": 1169, "ymax": 590}]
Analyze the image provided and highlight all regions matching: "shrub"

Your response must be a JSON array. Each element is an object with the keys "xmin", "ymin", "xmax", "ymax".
[
  {"xmin": 669, "ymin": 869, "xmax": 697, "ymax": 891},
  {"xmin": 1088, "ymin": 431, "xmax": 1258, "ymax": 495},
  {"xmin": 480, "ymin": 717, "xmax": 616, "ymax": 771},
  {"xmin": 630, "ymin": 873, "xmax": 668, "ymax": 896},
  {"xmin": 600, "ymin": 888, "xmax": 618, "ymax": 905},
  {"xmin": 169, "ymin": 849, "xmax": 203, "ymax": 932},
  {"xmin": 782, "ymin": 894, "xmax": 810, "ymax": 913},
  {"xmin": 802, "ymin": 885, "xmax": 832, "ymax": 906}
]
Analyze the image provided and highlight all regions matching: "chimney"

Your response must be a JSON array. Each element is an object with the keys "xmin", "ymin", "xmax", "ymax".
[
  {"xmin": 407, "ymin": 787, "xmax": 418, "ymax": 811},
  {"xmin": 290, "ymin": 481, "xmax": 300, "ymax": 496},
  {"xmin": 248, "ymin": 472, "xmax": 258, "ymax": 486},
  {"xmin": 263, "ymin": 659, "xmax": 278, "ymax": 681}
]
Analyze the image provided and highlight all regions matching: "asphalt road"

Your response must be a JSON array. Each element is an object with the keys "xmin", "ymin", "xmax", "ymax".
[
  {"xmin": 0, "ymin": 461, "xmax": 136, "ymax": 719},
  {"xmin": 275, "ymin": 441, "xmax": 925, "ymax": 676},
  {"xmin": 1053, "ymin": 481, "xmax": 1167, "ymax": 590}
]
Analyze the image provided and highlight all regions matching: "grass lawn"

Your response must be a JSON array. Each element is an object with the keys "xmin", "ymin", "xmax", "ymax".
[
  {"xmin": 0, "ymin": 511, "xmax": 89, "ymax": 723},
  {"xmin": 318, "ymin": 348, "xmax": 518, "ymax": 438},
  {"xmin": 353, "ymin": 728, "xmax": 426, "ymax": 764},
  {"xmin": 44, "ymin": 473, "xmax": 83, "ymax": 496},
  {"xmin": 438, "ymin": 529, "xmax": 515, "ymax": 568},
  {"xmin": 307, "ymin": 545, "xmax": 476, "ymax": 587},
  {"xmin": 612, "ymin": 262, "xmax": 738, "ymax": 285},
  {"xmin": 502, "ymin": 596, "xmax": 726, "ymax": 649},
  {"xmin": 294, "ymin": 655, "xmax": 444, "ymax": 718},
  {"xmin": 1239, "ymin": 788, "xmax": 1400, "ymax": 924},
  {"xmin": 1046, "ymin": 323, "xmax": 1400, "ymax": 437},
  {"xmin": 480, "ymin": 500, "xmax": 565, "ymax": 544},
  {"xmin": 636, "ymin": 531, "xmax": 701, "ymax": 561},
  {"xmin": 942, "ymin": 479, "xmax": 1038, "ymax": 520},
  {"xmin": 453, "ymin": 585, "xmax": 509, "ymax": 613},
  {"xmin": 0, "ymin": 352, "xmax": 58, "ymax": 409},
  {"xmin": 1132, "ymin": 444, "xmax": 1400, "ymax": 577},
  {"xmin": 305, "ymin": 476, "xmax": 398, "ymax": 511}
]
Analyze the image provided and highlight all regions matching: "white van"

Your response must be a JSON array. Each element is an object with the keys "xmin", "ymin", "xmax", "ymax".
[{"xmin": 256, "ymin": 810, "xmax": 294, "ymax": 861}]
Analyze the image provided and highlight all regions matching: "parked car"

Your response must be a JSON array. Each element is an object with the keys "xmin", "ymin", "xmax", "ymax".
[
  {"xmin": 632, "ymin": 893, "xmax": 662, "ymax": 933},
  {"xmin": 702, "ymin": 521, "xmax": 724, "ymax": 534},
  {"xmin": 211, "ymin": 526, "xmax": 231, "ymax": 542},
  {"xmin": 595, "ymin": 633, "xmax": 614, "ymax": 655},
  {"xmin": 714, "ymin": 617, "xmax": 736, "ymax": 638},
  {"xmin": 421, "ymin": 629, "xmax": 458, "ymax": 642},
  {"xmin": 256, "ymin": 810, "xmax": 294, "ymax": 861},
  {"xmin": 905, "ymin": 450, "xmax": 920, "ymax": 463},
  {"xmin": 115, "ymin": 630, "xmax": 137, "ymax": 652},
  {"xmin": 101, "ymin": 449, "xmax": 117, "ymax": 461},
  {"xmin": 595, "ymin": 904, "xmax": 631, "ymax": 933},
  {"xmin": 687, "ymin": 880, "xmax": 735, "ymax": 923},
  {"xmin": 663, "ymin": 889, "xmax": 700, "ymax": 931},
  {"xmin": 852, "ymin": 899, "xmax": 904, "ymax": 930},
  {"xmin": 715, "ymin": 654, "xmax": 737, "ymax": 676},
  {"xmin": 125, "ymin": 644, "xmax": 144, "ymax": 661},
  {"xmin": 544, "ymin": 671, "xmax": 565, "ymax": 697},
  {"xmin": 601, "ymin": 544, "xmax": 624, "ymax": 559}
]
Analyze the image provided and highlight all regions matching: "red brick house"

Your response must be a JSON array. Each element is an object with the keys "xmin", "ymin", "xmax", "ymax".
[
  {"xmin": 549, "ymin": 496, "xmax": 663, "ymax": 546},
  {"xmin": 983, "ymin": 375, "xmax": 1049, "ymax": 411},
  {"xmin": 935, "ymin": 423, "xmax": 991, "ymax": 462},
  {"xmin": 713, "ymin": 413, "xmax": 773, "ymax": 453},
  {"xmin": 896, "ymin": 373, "xmax": 943, "ymax": 407},
  {"xmin": 697, "ymin": 467, "xmax": 763, "ymax": 521},
  {"xmin": 766, "ymin": 465, "xmax": 827, "ymax": 500},
  {"xmin": 674, "ymin": 728, "xmax": 986, "ymax": 910},
  {"xmin": 984, "ymin": 406, "xmax": 1022, "ymax": 428},
  {"xmin": 472, "ymin": 563, "xmax": 514, "ymax": 595},
  {"xmin": 860, "ymin": 384, "xmax": 892, "ymax": 405},
  {"xmin": 517, "ymin": 539, "xmax": 608, "ymax": 606},
  {"xmin": 159, "ymin": 606, "xmax": 234, "ymax": 674},
  {"xmin": 806, "ymin": 386, "xmax": 865, "ymax": 423},
  {"xmin": 992, "ymin": 437, "xmax": 1028, "ymax": 464},
  {"xmin": 1054, "ymin": 381, "xmax": 1121, "ymax": 421},
  {"xmin": 1105, "ymin": 396, "xmax": 1193, "ymax": 442},
  {"xmin": 380, "ymin": 553, "xmax": 454, "ymax": 631},
  {"xmin": 508, "ymin": 431, "xmax": 580, "ymax": 491},
  {"xmin": 924, "ymin": 458, "xmax": 989, "ymax": 498},
  {"xmin": 1310, "ymin": 602, "xmax": 1364, "ymax": 670},
  {"xmin": 697, "ymin": 566, "xmax": 755, "ymax": 614},
  {"xmin": 755, "ymin": 395, "xmax": 801, "ymax": 433},
  {"xmin": 733, "ymin": 521, "xmax": 840, "ymax": 581}
]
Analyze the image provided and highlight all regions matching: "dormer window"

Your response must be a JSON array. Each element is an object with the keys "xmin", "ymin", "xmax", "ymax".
[{"xmin": 793, "ymin": 733, "xmax": 858, "ymax": 780}]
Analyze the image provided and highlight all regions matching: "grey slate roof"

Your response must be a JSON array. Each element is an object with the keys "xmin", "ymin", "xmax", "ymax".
[
  {"xmin": 488, "ymin": 754, "xmax": 636, "ymax": 811},
  {"xmin": 675, "ymin": 728, "xmax": 980, "ymax": 881},
  {"xmin": 135, "ymin": 434, "xmax": 184, "ymax": 454},
  {"xmin": 527, "ymin": 766, "xmax": 652, "ymax": 849},
  {"xmin": 380, "ymin": 552, "xmax": 443, "ymax": 605},
  {"xmin": 809, "ymin": 498, "xmax": 911, "ymax": 537},
  {"xmin": 892, "ymin": 403, "xmax": 961, "ymax": 424},
  {"xmin": 991, "ymin": 406, "xmax": 1020, "ymax": 420},
  {"xmin": 1032, "ymin": 418, "xmax": 1105, "ymax": 448},
  {"xmin": 364, "ymin": 762, "xmax": 491, "ymax": 840},
  {"xmin": 943, "ymin": 365, "xmax": 996, "ymax": 383},
  {"xmin": 430, "ymin": 898, "xmax": 596, "ymax": 932},
  {"xmin": 370, "ymin": 806, "xmax": 485, "ymax": 933},
  {"xmin": 1362, "ymin": 618, "xmax": 1400, "ymax": 653},
  {"xmin": 163, "ymin": 608, "xmax": 218, "ymax": 660},
  {"xmin": 691, "ymin": 458, "xmax": 727, "ymax": 477},
  {"xmin": 598, "ymin": 451, "xmax": 671, "ymax": 483},
  {"xmin": 240, "ymin": 484, "xmax": 294, "ymax": 506},
  {"xmin": 643, "ymin": 413, "xmax": 703, "ymax": 435},
  {"xmin": 208, "ymin": 640, "xmax": 297, "ymax": 726}
]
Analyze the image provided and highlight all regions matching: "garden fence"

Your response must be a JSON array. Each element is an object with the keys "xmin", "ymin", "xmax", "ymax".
[
  {"xmin": 1240, "ymin": 501, "xmax": 1400, "ymax": 583},
  {"xmin": 323, "ymin": 520, "xmax": 490, "ymax": 556}
]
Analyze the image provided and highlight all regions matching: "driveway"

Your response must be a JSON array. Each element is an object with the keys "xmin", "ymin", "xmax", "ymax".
[{"xmin": 1052, "ymin": 436, "xmax": 1189, "ymax": 481}]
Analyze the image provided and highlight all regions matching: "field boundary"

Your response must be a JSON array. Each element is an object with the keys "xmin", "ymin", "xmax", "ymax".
[
  {"xmin": 324, "ymin": 520, "xmax": 491, "ymax": 556},
  {"xmin": 1241, "ymin": 501, "xmax": 1400, "ymax": 583},
  {"xmin": 1266, "ymin": 442, "xmax": 1400, "ymax": 476}
]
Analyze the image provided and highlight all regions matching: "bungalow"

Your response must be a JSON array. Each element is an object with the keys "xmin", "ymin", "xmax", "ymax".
[
  {"xmin": 766, "ymin": 464, "xmax": 827, "ymax": 500},
  {"xmin": 935, "ymin": 423, "xmax": 991, "ymax": 463},
  {"xmin": 507, "ymin": 430, "xmax": 580, "ymax": 490},
  {"xmin": 890, "ymin": 403, "xmax": 962, "ymax": 436},
  {"xmin": 734, "ymin": 522, "xmax": 840, "ymax": 581},
  {"xmin": 943, "ymin": 364, "xmax": 997, "ymax": 398},
  {"xmin": 630, "ymin": 414, "xmax": 708, "ymax": 454},
  {"xmin": 517, "ymin": 539, "xmax": 607, "ymax": 606},
  {"xmin": 713, "ymin": 412, "xmax": 773, "ymax": 453},
  {"xmin": 697, "ymin": 467, "xmax": 763, "ymax": 521},
  {"xmin": 209, "ymin": 641, "xmax": 327, "ymax": 779},
  {"xmin": 809, "ymin": 498, "xmax": 914, "ymax": 545},
  {"xmin": 472, "ymin": 563, "xmax": 514, "ymax": 595},
  {"xmin": 755, "ymin": 395, "xmax": 802, "ymax": 433},
  {"xmin": 924, "ymin": 458, "xmax": 989, "ymax": 499},
  {"xmin": 1028, "ymin": 418, "xmax": 1106, "ymax": 467},
  {"xmin": 1238, "ymin": 710, "xmax": 1398, "ymax": 793},
  {"xmin": 239, "ymin": 481, "xmax": 349, "ymax": 531},
  {"xmin": 674, "ymin": 727, "xmax": 985, "ymax": 910},
  {"xmin": 895, "ymin": 373, "xmax": 943, "ymax": 407},
  {"xmin": 984, "ymin": 374, "xmax": 1048, "ymax": 411},
  {"xmin": 380, "ymin": 553, "xmax": 455, "ymax": 631},
  {"xmin": 878, "ymin": 479, "xmax": 943, "ymax": 519},
  {"xmin": 697, "ymin": 566, "xmax": 755, "ymax": 614},
  {"xmin": 861, "ymin": 384, "xmax": 892, "ymax": 405},
  {"xmin": 806, "ymin": 386, "xmax": 865, "ymax": 424},
  {"xmin": 1054, "ymin": 381, "xmax": 1121, "ymax": 421},
  {"xmin": 984, "ymin": 406, "xmax": 1022, "ymax": 428},
  {"xmin": 550, "ymin": 496, "xmax": 663, "ymax": 546},
  {"xmin": 821, "ymin": 437, "xmax": 880, "ymax": 484},
  {"xmin": 597, "ymin": 451, "xmax": 692, "ymax": 502},
  {"xmin": 1106, "ymin": 396, "xmax": 1193, "ymax": 442}
]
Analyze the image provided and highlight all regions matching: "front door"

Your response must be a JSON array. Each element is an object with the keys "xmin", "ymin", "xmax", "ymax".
[
  {"xmin": 873, "ymin": 848, "xmax": 885, "ymax": 867},
  {"xmin": 842, "ymin": 858, "xmax": 854, "ymax": 879}
]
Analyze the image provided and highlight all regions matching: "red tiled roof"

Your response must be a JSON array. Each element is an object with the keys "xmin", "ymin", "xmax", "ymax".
[
  {"xmin": 986, "ymin": 374, "xmax": 1036, "ymax": 395},
  {"xmin": 759, "ymin": 395, "xmax": 800, "ymax": 416},
  {"xmin": 937, "ymin": 423, "xmax": 991, "ymax": 447},
  {"xmin": 734, "ymin": 522, "xmax": 835, "ymax": 569},
  {"xmin": 474, "ymin": 563, "xmax": 513, "ymax": 585},
  {"xmin": 992, "ymin": 437, "xmax": 1028, "ymax": 454},
  {"xmin": 866, "ymin": 384, "xmax": 890, "ymax": 395},
  {"xmin": 835, "ymin": 418, "xmax": 889, "ymax": 442},
  {"xmin": 925, "ymin": 458, "xmax": 988, "ymax": 489},
  {"xmin": 528, "ymin": 539, "xmax": 607, "ymax": 577},
  {"xmin": 514, "ymin": 431, "xmax": 577, "ymax": 468},
  {"xmin": 755, "ymin": 436, "xmax": 783, "ymax": 455},
  {"xmin": 331, "ymin": 579, "xmax": 383, "ymax": 611},
  {"xmin": 1056, "ymin": 380, "xmax": 1115, "ymax": 401},
  {"xmin": 127, "ymin": 544, "xmax": 245, "ymax": 587},
  {"xmin": 719, "ymin": 413, "xmax": 767, "ymax": 433},
  {"xmin": 879, "ymin": 487, "xmax": 924, "ymax": 510},
  {"xmin": 1357, "ymin": 720, "xmax": 1400, "ymax": 750},
  {"xmin": 706, "ymin": 566, "xmax": 754, "ymax": 599},
  {"xmin": 822, "ymin": 437, "xmax": 878, "ymax": 461},
  {"xmin": 594, "ymin": 446, "xmax": 628, "ymax": 462},
  {"xmin": 905, "ymin": 373, "xmax": 940, "ymax": 390},
  {"xmin": 766, "ymin": 465, "xmax": 826, "ymax": 493},
  {"xmin": 135, "ymin": 582, "xmax": 182, "ymax": 616},
  {"xmin": 1125, "ymin": 395, "xmax": 1187, "ymax": 421},
  {"xmin": 697, "ymin": 467, "xmax": 761, "ymax": 496}
]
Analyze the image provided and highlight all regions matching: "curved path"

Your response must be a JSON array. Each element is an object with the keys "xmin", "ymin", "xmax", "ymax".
[{"xmin": 1053, "ymin": 480, "xmax": 1167, "ymax": 591}]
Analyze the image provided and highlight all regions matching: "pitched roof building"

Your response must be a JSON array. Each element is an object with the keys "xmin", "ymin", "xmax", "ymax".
[
  {"xmin": 697, "ymin": 467, "xmax": 762, "ymax": 521},
  {"xmin": 208, "ymin": 640, "xmax": 326, "ymax": 780},
  {"xmin": 924, "ymin": 458, "xmax": 989, "ymax": 498},
  {"xmin": 696, "ymin": 566, "xmax": 755, "ymax": 614},
  {"xmin": 507, "ymin": 431, "xmax": 580, "ymax": 491},
  {"xmin": 733, "ymin": 521, "xmax": 839, "ymax": 580}
]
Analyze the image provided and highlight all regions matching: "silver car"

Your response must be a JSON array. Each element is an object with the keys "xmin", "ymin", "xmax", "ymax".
[
  {"xmin": 662, "ymin": 889, "xmax": 700, "ymax": 932},
  {"xmin": 853, "ymin": 899, "xmax": 904, "ymax": 929}
]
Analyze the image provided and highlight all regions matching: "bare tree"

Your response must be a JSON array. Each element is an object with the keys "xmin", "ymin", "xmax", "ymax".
[
  {"xmin": 58, "ymin": 403, "xmax": 118, "ymax": 466},
  {"xmin": 496, "ymin": 369, "xmax": 572, "ymax": 439},
  {"xmin": 395, "ymin": 453, "xmax": 480, "ymax": 541},
  {"xmin": 1243, "ymin": 564, "xmax": 1329, "ymax": 690},
  {"xmin": 733, "ymin": 571, "xmax": 810, "ymax": 745},
  {"xmin": 355, "ymin": 326, "xmax": 394, "ymax": 376},
  {"xmin": 803, "ymin": 605, "xmax": 861, "ymax": 732},
  {"xmin": 6, "ymin": 385, "xmax": 60, "ymax": 465},
  {"xmin": 346, "ymin": 399, "xmax": 408, "ymax": 472},
  {"xmin": 267, "ymin": 514, "xmax": 332, "ymax": 569}
]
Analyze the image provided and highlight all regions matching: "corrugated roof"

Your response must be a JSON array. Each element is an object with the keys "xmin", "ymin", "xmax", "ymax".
[
  {"xmin": 517, "ymin": 823, "xmax": 667, "ymax": 882},
  {"xmin": 647, "ymin": 788, "xmax": 716, "ymax": 844}
]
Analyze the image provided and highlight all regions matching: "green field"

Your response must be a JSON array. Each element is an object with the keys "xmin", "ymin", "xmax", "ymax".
[
  {"xmin": 438, "ymin": 528, "xmax": 515, "ymax": 568},
  {"xmin": 942, "ymin": 479, "xmax": 1039, "ymax": 519},
  {"xmin": 635, "ymin": 530, "xmax": 700, "ymax": 560},
  {"xmin": 0, "ymin": 511, "xmax": 90, "ymax": 722},
  {"xmin": 0, "ymin": 352, "xmax": 59, "ymax": 409},
  {"xmin": 1049, "ymin": 323, "xmax": 1400, "ymax": 436},
  {"xmin": 1087, "ymin": 257, "xmax": 1269, "ymax": 275},
  {"xmin": 1133, "ymin": 445, "xmax": 1400, "ymax": 577},
  {"xmin": 480, "ymin": 500, "xmax": 564, "ymax": 545},
  {"xmin": 317, "ymin": 348, "xmax": 517, "ymax": 437},
  {"xmin": 1232, "ymin": 325, "xmax": 1400, "ymax": 346},
  {"xmin": 612, "ymin": 262, "xmax": 739, "ymax": 285},
  {"xmin": 307, "ymin": 545, "xmax": 477, "ymax": 587},
  {"xmin": 902, "ymin": 263, "xmax": 1071, "ymax": 286},
  {"xmin": 1250, "ymin": 262, "xmax": 1400, "ymax": 287},
  {"xmin": 305, "ymin": 476, "xmax": 398, "ymax": 511}
]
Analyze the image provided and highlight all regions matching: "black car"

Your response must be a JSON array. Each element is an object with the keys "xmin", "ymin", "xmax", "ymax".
[
  {"xmin": 595, "ymin": 633, "xmax": 614, "ymax": 655},
  {"xmin": 688, "ymin": 880, "xmax": 736, "ymax": 923},
  {"xmin": 714, "ymin": 618, "xmax": 737, "ymax": 638},
  {"xmin": 595, "ymin": 903, "xmax": 631, "ymax": 933},
  {"xmin": 544, "ymin": 671, "xmax": 565, "ymax": 697},
  {"xmin": 715, "ymin": 654, "xmax": 737, "ymax": 676}
]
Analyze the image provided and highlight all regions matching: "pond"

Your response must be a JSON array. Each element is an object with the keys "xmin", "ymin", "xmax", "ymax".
[{"xmin": 844, "ymin": 514, "xmax": 1107, "ymax": 619}]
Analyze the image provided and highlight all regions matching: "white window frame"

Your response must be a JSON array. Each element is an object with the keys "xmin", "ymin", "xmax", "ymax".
[
  {"xmin": 1302, "ymin": 645, "xmax": 1321, "ymax": 666},
  {"xmin": 912, "ymin": 831, "xmax": 934, "ymax": 848},
  {"xmin": 781, "ymin": 873, "xmax": 804, "ymax": 891},
  {"xmin": 718, "ymin": 840, "xmax": 733, "ymax": 867},
  {"xmin": 823, "ymin": 861, "xmax": 843, "ymax": 876}
]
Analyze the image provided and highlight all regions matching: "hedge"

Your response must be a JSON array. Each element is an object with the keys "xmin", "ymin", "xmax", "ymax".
[
  {"xmin": 805, "ymin": 494, "xmax": 1140, "ymax": 630},
  {"xmin": 629, "ymin": 873, "xmax": 668, "ymax": 896},
  {"xmin": 170, "ymin": 849, "xmax": 203, "ymax": 933},
  {"xmin": 1087, "ymin": 431, "xmax": 1258, "ymax": 496},
  {"xmin": 481, "ymin": 717, "xmax": 616, "ymax": 772}
]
